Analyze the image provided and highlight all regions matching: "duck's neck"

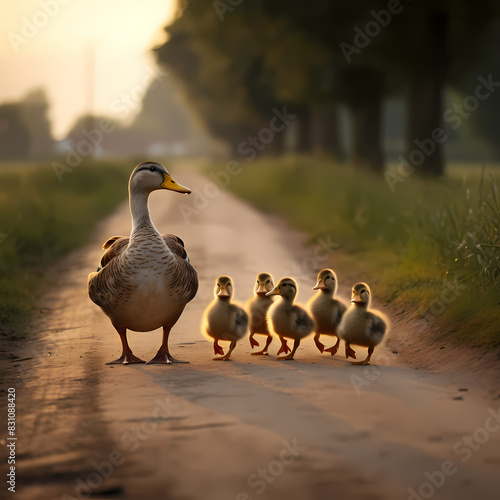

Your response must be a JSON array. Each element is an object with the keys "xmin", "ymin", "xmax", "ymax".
[{"xmin": 130, "ymin": 190, "xmax": 159, "ymax": 236}]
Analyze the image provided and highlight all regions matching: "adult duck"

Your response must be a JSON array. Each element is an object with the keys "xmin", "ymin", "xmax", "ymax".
[{"xmin": 88, "ymin": 161, "xmax": 198, "ymax": 364}]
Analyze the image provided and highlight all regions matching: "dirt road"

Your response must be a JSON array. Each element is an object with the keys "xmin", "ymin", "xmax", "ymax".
[{"xmin": 3, "ymin": 168, "xmax": 500, "ymax": 500}]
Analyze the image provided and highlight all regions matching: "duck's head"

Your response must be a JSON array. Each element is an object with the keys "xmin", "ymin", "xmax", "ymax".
[
  {"xmin": 313, "ymin": 268, "xmax": 338, "ymax": 295},
  {"xmin": 350, "ymin": 282, "xmax": 371, "ymax": 308},
  {"xmin": 254, "ymin": 272, "xmax": 274, "ymax": 296},
  {"xmin": 215, "ymin": 275, "xmax": 234, "ymax": 300},
  {"xmin": 266, "ymin": 277, "xmax": 297, "ymax": 300},
  {"xmin": 129, "ymin": 161, "xmax": 191, "ymax": 195}
]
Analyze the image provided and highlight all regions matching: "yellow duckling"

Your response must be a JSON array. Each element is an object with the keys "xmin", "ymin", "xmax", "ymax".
[
  {"xmin": 202, "ymin": 276, "xmax": 248, "ymax": 361},
  {"xmin": 307, "ymin": 269, "xmax": 347, "ymax": 356},
  {"xmin": 247, "ymin": 272, "xmax": 276, "ymax": 355},
  {"xmin": 266, "ymin": 277, "xmax": 314, "ymax": 360},
  {"xmin": 338, "ymin": 282, "xmax": 389, "ymax": 365}
]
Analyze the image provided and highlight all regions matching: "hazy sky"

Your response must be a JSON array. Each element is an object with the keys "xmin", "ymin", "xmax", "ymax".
[{"xmin": 0, "ymin": 0, "xmax": 177, "ymax": 138}]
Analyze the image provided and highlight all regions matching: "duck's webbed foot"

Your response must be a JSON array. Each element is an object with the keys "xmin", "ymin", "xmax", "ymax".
[
  {"xmin": 106, "ymin": 353, "xmax": 146, "ymax": 365},
  {"xmin": 324, "ymin": 338, "xmax": 340, "ymax": 356},
  {"xmin": 277, "ymin": 353, "xmax": 295, "ymax": 361},
  {"xmin": 146, "ymin": 351, "xmax": 189, "ymax": 364},
  {"xmin": 276, "ymin": 337, "xmax": 290, "ymax": 355},
  {"xmin": 345, "ymin": 343, "xmax": 357, "ymax": 360},
  {"xmin": 249, "ymin": 334, "xmax": 260, "ymax": 348}
]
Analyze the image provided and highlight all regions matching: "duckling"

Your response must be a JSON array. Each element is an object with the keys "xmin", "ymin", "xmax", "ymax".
[
  {"xmin": 202, "ymin": 276, "xmax": 248, "ymax": 361},
  {"xmin": 307, "ymin": 269, "xmax": 347, "ymax": 356},
  {"xmin": 266, "ymin": 277, "xmax": 314, "ymax": 360},
  {"xmin": 247, "ymin": 272, "xmax": 276, "ymax": 355},
  {"xmin": 338, "ymin": 282, "xmax": 388, "ymax": 365}
]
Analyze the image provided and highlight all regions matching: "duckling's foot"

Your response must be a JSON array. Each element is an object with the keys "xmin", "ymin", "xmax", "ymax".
[
  {"xmin": 106, "ymin": 353, "xmax": 146, "ymax": 365},
  {"xmin": 277, "ymin": 338, "xmax": 290, "ymax": 356},
  {"xmin": 213, "ymin": 354, "xmax": 231, "ymax": 361},
  {"xmin": 345, "ymin": 344, "xmax": 357, "ymax": 360},
  {"xmin": 251, "ymin": 349, "xmax": 269, "ymax": 356},
  {"xmin": 277, "ymin": 353, "xmax": 295, "ymax": 361},
  {"xmin": 213, "ymin": 341, "xmax": 225, "ymax": 356},
  {"xmin": 314, "ymin": 335, "xmax": 325, "ymax": 353},
  {"xmin": 249, "ymin": 335, "xmax": 260, "ymax": 348},
  {"xmin": 324, "ymin": 338, "xmax": 340, "ymax": 356},
  {"xmin": 351, "ymin": 359, "xmax": 371, "ymax": 365}
]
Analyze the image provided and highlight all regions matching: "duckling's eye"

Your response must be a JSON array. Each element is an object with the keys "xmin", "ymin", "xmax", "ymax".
[
  {"xmin": 266, "ymin": 280, "xmax": 270, "ymax": 284},
  {"xmin": 325, "ymin": 276, "xmax": 330, "ymax": 280},
  {"xmin": 282, "ymin": 283, "xmax": 287, "ymax": 287},
  {"xmin": 149, "ymin": 166, "xmax": 156, "ymax": 172},
  {"xmin": 361, "ymin": 289, "xmax": 366, "ymax": 294}
]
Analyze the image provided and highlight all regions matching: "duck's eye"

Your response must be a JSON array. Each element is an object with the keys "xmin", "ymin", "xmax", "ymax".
[
  {"xmin": 361, "ymin": 289, "xmax": 366, "ymax": 294},
  {"xmin": 149, "ymin": 166, "xmax": 156, "ymax": 172},
  {"xmin": 266, "ymin": 280, "xmax": 270, "ymax": 284},
  {"xmin": 325, "ymin": 276, "xmax": 330, "ymax": 280},
  {"xmin": 282, "ymin": 283, "xmax": 287, "ymax": 287}
]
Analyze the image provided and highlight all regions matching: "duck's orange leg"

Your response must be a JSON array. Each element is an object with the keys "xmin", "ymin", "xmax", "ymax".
[
  {"xmin": 276, "ymin": 337, "xmax": 290, "ymax": 355},
  {"xmin": 213, "ymin": 339, "xmax": 225, "ymax": 356},
  {"xmin": 214, "ymin": 340, "xmax": 236, "ymax": 361},
  {"xmin": 278, "ymin": 339, "xmax": 300, "ymax": 361},
  {"xmin": 147, "ymin": 326, "xmax": 189, "ymax": 364},
  {"xmin": 106, "ymin": 327, "xmax": 145, "ymax": 365},
  {"xmin": 345, "ymin": 342, "xmax": 357, "ymax": 360},
  {"xmin": 351, "ymin": 345, "xmax": 374, "ymax": 365},
  {"xmin": 313, "ymin": 333, "xmax": 325, "ymax": 353},
  {"xmin": 249, "ymin": 333, "xmax": 260, "ymax": 348},
  {"xmin": 251, "ymin": 335, "xmax": 273, "ymax": 355},
  {"xmin": 324, "ymin": 337, "xmax": 340, "ymax": 356}
]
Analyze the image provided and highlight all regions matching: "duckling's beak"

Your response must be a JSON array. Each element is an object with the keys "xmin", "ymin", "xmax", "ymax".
[
  {"xmin": 256, "ymin": 283, "xmax": 269, "ymax": 295},
  {"xmin": 351, "ymin": 292, "xmax": 364, "ymax": 303},
  {"xmin": 313, "ymin": 279, "xmax": 327, "ymax": 290},
  {"xmin": 217, "ymin": 286, "xmax": 230, "ymax": 298},
  {"xmin": 161, "ymin": 173, "xmax": 191, "ymax": 194},
  {"xmin": 266, "ymin": 286, "xmax": 281, "ymax": 296}
]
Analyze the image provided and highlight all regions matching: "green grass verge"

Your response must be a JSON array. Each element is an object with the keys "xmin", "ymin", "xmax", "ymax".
[
  {"xmin": 220, "ymin": 156, "xmax": 500, "ymax": 349},
  {"xmin": 0, "ymin": 160, "xmax": 131, "ymax": 335}
]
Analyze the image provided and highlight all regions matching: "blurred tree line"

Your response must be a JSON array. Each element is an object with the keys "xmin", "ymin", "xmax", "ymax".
[
  {"xmin": 155, "ymin": 0, "xmax": 500, "ymax": 176},
  {"xmin": 0, "ymin": 88, "xmax": 53, "ymax": 160}
]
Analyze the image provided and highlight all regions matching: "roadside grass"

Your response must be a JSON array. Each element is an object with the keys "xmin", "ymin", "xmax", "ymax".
[
  {"xmin": 0, "ymin": 160, "xmax": 130, "ymax": 335},
  {"xmin": 223, "ymin": 156, "xmax": 500, "ymax": 348}
]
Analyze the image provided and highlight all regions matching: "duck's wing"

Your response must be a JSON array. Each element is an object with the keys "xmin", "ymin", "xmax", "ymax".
[
  {"xmin": 162, "ymin": 233, "xmax": 199, "ymax": 303},
  {"xmin": 162, "ymin": 234, "xmax": 189, "ymax": 261},
  {"xmin": 334, "ymin": 300, "xmax": 347, "ymax": 326},
  {"xmin": 292, "ymin": 306, "xmax": 314, "ymax": 334},
  {"xmin": 97, "ymin": 236, "xmax": 129, "ymax": 271},
  {"xmin": 369, "ymin": 314, "xmax": 387, "ymax": 340},
  {"xmin": 231, "ymin": 305, "xmax": 249, "ymax": 336}
]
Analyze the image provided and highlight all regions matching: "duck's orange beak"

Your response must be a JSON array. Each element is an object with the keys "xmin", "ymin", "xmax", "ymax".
[
  {"xmin": 351, "ymin": 291, "xmax": 364, "ymax": 303},
  {"xmin": 217, "ymin": 286, "xmax": 230, "ymax": 298},
  {"xmin": 161, "ymin": 173, "xmax": 191, "ymax": 194},
  {"xmin": 256, "ymin": 283, "xmax": 269, "ymax": 295},
  {"xmin": 266, "ymin": 286, "xmax": 281, "ymax": 297},
  {"xmin": 313, "ymin": 279, "xmax": 327, "ymax": 290}
]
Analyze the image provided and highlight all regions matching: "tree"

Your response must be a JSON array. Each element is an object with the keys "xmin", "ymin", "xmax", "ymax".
[{"xmin": 0, "ymin": 103, "xmax": 30, "ymax": 160}]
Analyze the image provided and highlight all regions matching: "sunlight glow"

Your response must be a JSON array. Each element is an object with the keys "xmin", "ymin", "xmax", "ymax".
[{"xmin": 0, "ymin": 0, "xmax": 177, "ymax": 138}]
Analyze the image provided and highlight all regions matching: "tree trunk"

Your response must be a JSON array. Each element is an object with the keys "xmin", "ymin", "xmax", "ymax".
[
  {"xmin": 349, "ymin": 99, "xmax": 383, "ymax": 173},
  {"xmin": 311, "ymin": 103, "xmax": 344, "ymax": 160},
  {"xmin": 405, "ymin": 71, "xmax": 445, "ymax": 176},
  {"xmin": 405, "ymin": 11, "xmax": 449, "ymax": 177},
  {"xmin": 296, "ymin": 106, "xmax": 312, "ymax": 154}
]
